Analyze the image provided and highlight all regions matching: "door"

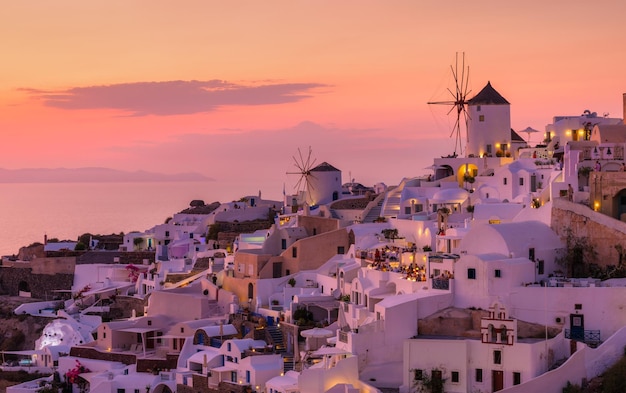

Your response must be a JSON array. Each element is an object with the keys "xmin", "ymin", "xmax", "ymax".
[
  {"xmin": 492, "ymin": 370, "xmax": 503, "ymax": 392},
  {"xmin": 273, "ymin": 262, "xmax": 282, "ymax": 278},
  {"xmin": 431, "ymin": 369, "xmax": 443, "ymax": 393},
  {"xmin": 570, "ymin": 313, "xmax": 585, "ymax": 341}
]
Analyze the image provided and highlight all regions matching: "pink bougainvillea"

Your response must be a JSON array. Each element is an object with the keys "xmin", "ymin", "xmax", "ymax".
[
  {"xmin": 126, "ymin": 264, "xmax": 140, "ymax": 282},
  {"xmin": 65, "ymin": 359, "xmax": 90, "ymax": 384},
  {"xmin": 73, "ymin": 285, "xmax": 91, "ymax": 300}
]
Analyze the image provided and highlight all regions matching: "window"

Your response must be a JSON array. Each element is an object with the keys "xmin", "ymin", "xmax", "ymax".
[
  {"xmin": 117, "ymin": 390, "xmax": 125, "ymax": 393},
  {"xmin": 467, "ymin": 268, "xmax": 476, "ymax": 279},
  {"xmin": 246, "ymin": 370, "xmax": 250, "ymax": 383},
  {"xmin": 529, "ymin": 247, "xmax": 535, "ymax": 261},
  {"xmin": 165, "ymin": 231, "xmax": 170, "ymax": 237},
  {"xmin": 451, "ymin": 371, "xmax": 459, "ymax": 383},
  {"xmin": 495, "ymin": 269, "xmax": 501, "ymax": 278},
  {"xmin": 292, "ymin": 247, "xmax": 297, "ymax": 258},
  {"xmin": 486, "ymin": 144, "xmax": 492, "ymax": 154},
  {"xmin": 313, "ymin": 228, "xmax": 317, "ymax": 235},
  {"xmin": 413, "ymin": 369, "xmax": 423, "ymax": 380},
  {"xmin": 519, "ymin": 178, "xmax": 524, "ymax": 186},
  {"xmin": 538, "ymin": 260, "xmax": 544, "ymax": 275},
  {"xmin": 475, "ymin": 368, "xmax": 483, "ymax": 382},
  {"xmin": 494, "ymin": 350, "xmax": 502, "ymax": 364},
  {"xmin": 338, "ymin": 246, "xmax": 345, "ymax": 254},
  {"xmin": 405, "ymin": 206, "xmax": 411, "ymax": 214},
  {"xmin": 135, "ymin": 389, "xmax": 140, "ymax": 393},
  {"xmin": 180, "ymin": 327, "xmax": 184, "ymax": 333},
  {"xmin": 477, "ymin": 105, "xmax": 481, "ymax": 111},
  {"xmin": 147, "ymin": 320, "xmax": 152, "ymax": 326},
  {"xmin": 503, "ymin": 177, "xmax": 507, "ymax": 185},
  {"xmin": 227, "ymin": 343, "xmax": 232, "ymax": 351},
  {"xmin": 281, "ymin": 239, "xmax": 287, "ymax": 250},
  {"xmin": 513, "ymin": 372, "xmax": 521, "ymax": 385},
  {"xmin": 479, "ymin": 115, "xmax": 485, "ymax": 122}
]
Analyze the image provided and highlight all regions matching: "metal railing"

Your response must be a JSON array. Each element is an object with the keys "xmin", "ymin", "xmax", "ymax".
[{"xmin": 565, "ymin": 329, "xmax": 601, "ymax": 344}]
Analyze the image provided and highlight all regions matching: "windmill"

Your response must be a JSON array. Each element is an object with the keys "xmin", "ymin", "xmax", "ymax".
[
  {"xmin": 286, "ymin": 146, "xmax": 317, "ymax": 206},
  {"xmin": 428, "ymin": 52, "xmax": 471, "ymax": 157}
]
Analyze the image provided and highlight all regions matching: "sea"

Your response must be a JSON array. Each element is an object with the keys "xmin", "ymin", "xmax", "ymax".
[{"xmin": 0, "ymin": 181, "xmax": 281, "ymax": 257}]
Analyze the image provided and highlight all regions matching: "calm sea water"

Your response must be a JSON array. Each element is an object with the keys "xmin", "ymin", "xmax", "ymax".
[{"xmin": 0, "ymin": 181, "xmax": 274, "ymax": 256}]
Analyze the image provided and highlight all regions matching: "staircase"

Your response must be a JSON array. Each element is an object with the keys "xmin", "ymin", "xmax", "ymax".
[
  {"xmin": 362, "ymin": 193, "xmax": 385, "ymax": 223},
  {"xmin": 266, "ymin": 325, "xmax": 285, "ymax": 354},
  {"xmin": 381, "ymin": 184, "xmax": 403, "ymax": 218},
  {"xmin": 266, "ymin": 325, "xmax": 297, "ymax": 372}
]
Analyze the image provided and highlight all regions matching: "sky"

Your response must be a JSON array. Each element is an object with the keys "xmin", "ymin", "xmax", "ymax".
[{"xmin": 2, "ymin": 1, "xmax": 626, "ymax": 200}]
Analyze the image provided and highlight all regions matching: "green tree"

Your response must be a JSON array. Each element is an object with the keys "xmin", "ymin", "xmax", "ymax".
[{"xmin": 382, "ymin": 228, "xmax": 399, "ymax": 242}]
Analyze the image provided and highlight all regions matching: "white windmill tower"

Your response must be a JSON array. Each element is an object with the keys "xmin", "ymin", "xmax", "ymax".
[
  {"xmin": 286, "ymin": 147, "xmax": 342, "ymax": 208},
  {"xmin": 286, "ymin": 147, "xmax": 318, "ymax": 208}
]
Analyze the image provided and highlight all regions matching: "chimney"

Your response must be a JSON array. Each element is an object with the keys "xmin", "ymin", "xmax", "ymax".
[{"xmin": 623, "ymin": 93, "xmax": 626, "ymax": 124}]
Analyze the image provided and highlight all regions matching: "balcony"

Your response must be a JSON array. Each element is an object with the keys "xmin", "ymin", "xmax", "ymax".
[
  {"xmin": 432, "ymin": 278, "xmax": 450, "ymax": 290},
  {"xmin": 565, "ymin": 329, "xmax": 601, "ymax": 347}
]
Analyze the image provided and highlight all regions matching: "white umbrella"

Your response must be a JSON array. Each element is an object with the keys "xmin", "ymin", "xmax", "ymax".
[
  {"xmin": 312, "ymin": 346, "xmax": 350, "ymax": 356},
  {"xmin": 300, "ymin": 327, "xmax": 334, "ymax": 338},
  {"xmin": 519, "ymin": 127, "xmax": 541, "ymax": 144}
]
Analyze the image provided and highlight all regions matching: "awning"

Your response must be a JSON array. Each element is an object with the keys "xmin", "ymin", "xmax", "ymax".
[
  {"xmin": 211, "ymin": 365, "xmax": 236, "ymax": 372},
  {"xmin": 0, "ymin": 350, "xmax": 42, "ymax": 355},
  {"xmin": 118, "ymin": 327, "xmax": 160, "ymax": 334},
  {"xmin": 312, "ymin": 346, "xmax": 350, "ymax": 356},
  {"xmin": 147, "ymin": 334, "xmax": 188, "ymax": 339}
]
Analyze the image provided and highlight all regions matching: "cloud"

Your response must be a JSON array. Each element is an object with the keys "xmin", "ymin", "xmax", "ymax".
[{"xmin": 22, "ymin": 80, "xmax": 329, "ymax": 116}]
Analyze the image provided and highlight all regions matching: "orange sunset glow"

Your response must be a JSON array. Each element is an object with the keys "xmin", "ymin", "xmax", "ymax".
[{"xmin": 2, "ymin": 1, "xmax": 626, "ymax": 199}]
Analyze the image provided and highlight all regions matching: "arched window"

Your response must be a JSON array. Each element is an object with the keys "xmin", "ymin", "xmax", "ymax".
[{"xmin": 248, "ymin": 283, "xmax": 254, "ymax": 300}]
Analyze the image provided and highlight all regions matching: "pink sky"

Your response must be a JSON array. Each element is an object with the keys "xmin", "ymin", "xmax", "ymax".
[{"xmin": 2, "ymin": 1, "xmax": 626, "ymax": 200}]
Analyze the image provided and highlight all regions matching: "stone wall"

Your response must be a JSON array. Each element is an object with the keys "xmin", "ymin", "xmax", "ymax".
[
  {"xmin": 0, "ymin": 266, "xmax": 73, "ymax": 298},
  {"xmin": 551, "ymin": 198, "xmax": 626, "ymax": 268},
  {"xmin": 70, "ymin": 346, "xmax": 137, "ymax": 365}
]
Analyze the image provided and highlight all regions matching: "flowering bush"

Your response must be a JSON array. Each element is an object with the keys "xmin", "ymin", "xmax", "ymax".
[
  {"xmin": 65, "ymin": 359, "xmax": 90, "ymax": 384},
  {"xmin": 126, "ymin": 264, "xmax": 142, "ymax": 283},
  {"xmin": 73, "ymin": 285, "xmax": 91, "ymax": 301}
]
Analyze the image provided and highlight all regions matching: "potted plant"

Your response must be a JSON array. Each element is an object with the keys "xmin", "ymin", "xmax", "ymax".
[{"xmin": 288, "ymin": 278, "xmax": 296, "ymax": 287}]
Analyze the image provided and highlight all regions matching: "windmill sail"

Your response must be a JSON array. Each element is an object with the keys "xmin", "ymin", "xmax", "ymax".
[{"xmin": 427, "ymin": 52, "xmax": 471, "ymax": 157}]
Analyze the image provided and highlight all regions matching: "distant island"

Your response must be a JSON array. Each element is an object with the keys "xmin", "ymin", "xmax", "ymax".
[{"xmin": 0, "ymin": 167, "xmax": 213, "ymax": 183}]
